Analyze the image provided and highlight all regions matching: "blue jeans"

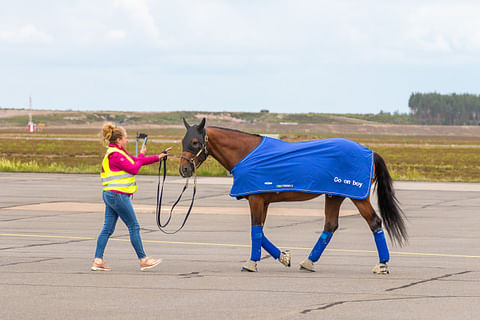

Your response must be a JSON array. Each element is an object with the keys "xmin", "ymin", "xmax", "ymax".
[{"xmin": 94, "ymin": 191, "xmax": 147, "ymax": 259}]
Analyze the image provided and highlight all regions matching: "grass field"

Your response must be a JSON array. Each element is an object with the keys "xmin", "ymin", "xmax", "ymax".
[
  {"xmin": 0, "ymin": 128, "xmax": 227, "ymax": 176},
  {"xmin": 2, "ymin": 125, "xmax": 480, "ymax": 182}
]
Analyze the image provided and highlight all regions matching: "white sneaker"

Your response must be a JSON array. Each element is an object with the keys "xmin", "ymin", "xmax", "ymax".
[
  {"xmin": 91, "ymin": 258, "xmax": 112, "ymax": 271},
  {"xmin": 140, "ymin": 257, "xmax": 162, "ymax": 271}
]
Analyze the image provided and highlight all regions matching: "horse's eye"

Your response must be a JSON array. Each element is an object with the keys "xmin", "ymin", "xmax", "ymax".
[{"xmin": 192, "ymin": 141, "xmax": 200, "ymax": 147}]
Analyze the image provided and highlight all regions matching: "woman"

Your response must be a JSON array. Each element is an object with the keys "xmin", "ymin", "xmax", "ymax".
[{"xmin": 92, "ymin": 123, "xmax": 171, "ymax": 271}]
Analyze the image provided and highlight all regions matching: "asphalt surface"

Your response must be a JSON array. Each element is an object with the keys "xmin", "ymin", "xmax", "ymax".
[{"xmin": 1, "ymin": 172, "xmax": 479, "ymax": 319}]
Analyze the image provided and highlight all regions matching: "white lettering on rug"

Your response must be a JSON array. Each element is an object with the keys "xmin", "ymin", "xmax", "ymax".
[
  {"xmin": 333, "ymin": 177, "xmax": 363, "ymax": 188},
  {"xmin": 352, "ymin": 180, "xmax": 363, "ymax": 188}
]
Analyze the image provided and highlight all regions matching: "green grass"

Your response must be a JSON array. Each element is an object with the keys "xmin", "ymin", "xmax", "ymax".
[
  {"xmin": 0, "ymin": 158, "xmax": 99, "ymax": 173},
  {"xmin": 2, "ymin": 130, "xmax": 480, "ymax": 181},
  {"xmin": 0, "ymin": 135, "xmax": 228, "ymax": 176},
  {"xmin": 0, "ymin": 157, "xmax": 228, "ymax": 176},
  {"xmin": 370, "ymin": 145, "xmax": 480, "ymax": 182}
]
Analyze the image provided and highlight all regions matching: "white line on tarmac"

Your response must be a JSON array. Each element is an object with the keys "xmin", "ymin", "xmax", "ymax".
[
  {"xmin": 3, "ymin": 202, "xmax": 358, "ymax": 217},
  {"xmin": 1, "ymin": 233, "xmax": 479, "ymax": 259}
]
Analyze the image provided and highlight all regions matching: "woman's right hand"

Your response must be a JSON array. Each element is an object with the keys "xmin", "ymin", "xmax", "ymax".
[{"xmin": 159, "ymin": 147, "xmax": 172, "ymax": 159}]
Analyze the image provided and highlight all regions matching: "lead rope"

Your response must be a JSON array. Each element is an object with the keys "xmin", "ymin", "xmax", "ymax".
[{"xmin": 155, "ymin": 156, "xmax": 197, "ymax": 234}]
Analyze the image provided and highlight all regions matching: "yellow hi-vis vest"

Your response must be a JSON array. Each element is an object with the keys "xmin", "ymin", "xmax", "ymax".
[{"xmin": 101, "ymin": 147, "xmax": 138, "ymax": 193}]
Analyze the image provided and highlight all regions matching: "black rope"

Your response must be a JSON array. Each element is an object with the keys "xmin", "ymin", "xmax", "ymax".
[{"xmin": 155, "ymin": 156, "xmax": 196, "ymax": 234}]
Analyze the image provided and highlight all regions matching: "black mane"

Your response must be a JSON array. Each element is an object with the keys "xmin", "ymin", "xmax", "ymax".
[{"xmin": 208, "ymin": 126, "xmax": 262, "ymax": 138}]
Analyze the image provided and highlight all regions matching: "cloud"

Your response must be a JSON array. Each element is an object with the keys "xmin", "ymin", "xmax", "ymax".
[
  {"xmin": 113, "ymin": 0, "xmax": 165, "ymax": 47},
  {"xmin": 0, "ymin": 24, "xmax": 52, "ymax": 43},
  {"xmin": 4, "ymin": 1, "xmax": 478, "ymax": 64},
  {"xmin": 3, "ymin": 0, "xmax": 480, "ymax": 113},
  {"xmin": 406, "ymin": 2, "xmax": 480, "ymax": 53},
  {"xmin": 105, "ymin": 30, "xmax": 126, "ymax": 41}
]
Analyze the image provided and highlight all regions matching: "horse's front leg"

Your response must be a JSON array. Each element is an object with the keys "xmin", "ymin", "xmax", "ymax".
[
  {"xmin": 300, "ymin": 195, "xmax": 344, "ymax": 272},
  {"xmin": 242, "ymin": 194, "xmax": 291, "ymax": 272}
]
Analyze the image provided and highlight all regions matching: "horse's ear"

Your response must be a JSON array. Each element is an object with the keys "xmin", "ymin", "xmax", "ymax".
[
  {"xmin": 198, "ymin": 118, "xmax": 206, "ymax": 131},
  {"xmin": 183, "ymin": 118, "xmax": 190, "ymax": 129}
]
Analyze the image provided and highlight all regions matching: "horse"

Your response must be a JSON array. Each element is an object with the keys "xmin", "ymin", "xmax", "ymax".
[{"xmin": 179, "ymin": 118, "xmax": 407, "ymax": 274}]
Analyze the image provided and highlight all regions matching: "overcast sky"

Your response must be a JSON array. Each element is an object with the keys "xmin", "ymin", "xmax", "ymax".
[{"xmin": 1, "ymin": 0, "xmax": 480, "ymax": 114}]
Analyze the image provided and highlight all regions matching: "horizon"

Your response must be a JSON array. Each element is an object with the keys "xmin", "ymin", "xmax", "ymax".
[{"xmin": 1, "ymin": 105, "xmax": 412, "ymax": 115}]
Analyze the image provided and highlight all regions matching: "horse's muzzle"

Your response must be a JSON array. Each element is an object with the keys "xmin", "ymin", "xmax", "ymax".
[
  {"xmin": 179, "ymin": 164, "xmax": 192, "ymax": 177},
  {"xmin": 179, "ymin": 156, "xmax": 194, "ymax": 178}
]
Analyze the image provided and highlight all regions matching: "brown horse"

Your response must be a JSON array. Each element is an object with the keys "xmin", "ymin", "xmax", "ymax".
[{"xmin": 179, "ymin": 118, "xmax": 407, "ymax": 274}]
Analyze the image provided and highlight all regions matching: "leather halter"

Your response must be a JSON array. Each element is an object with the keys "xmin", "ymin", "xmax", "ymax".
[{"xmin": 181, "ymin": 133, "xmax": 209, "ymax": 167}]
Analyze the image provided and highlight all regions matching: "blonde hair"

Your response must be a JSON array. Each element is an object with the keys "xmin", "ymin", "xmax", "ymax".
[{"xmin": 101, "ymin": 123, "xmax": 125, "ymax": 145}]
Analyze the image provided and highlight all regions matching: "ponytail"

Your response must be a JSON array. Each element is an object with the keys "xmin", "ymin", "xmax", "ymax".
[{"xmin": 101, "ymin": 123, "xmax": 124, "ymax": 146}]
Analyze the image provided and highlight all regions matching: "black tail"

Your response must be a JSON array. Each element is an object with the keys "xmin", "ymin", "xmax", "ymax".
[{"xmin": 373, "ymin": 153, "xmax": 408, "ymax": 246}]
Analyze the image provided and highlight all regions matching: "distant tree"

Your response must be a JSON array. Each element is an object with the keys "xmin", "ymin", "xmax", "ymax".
[{"xmin": 409, "ymin": 92, "xmax": 480, "ymax": 125}]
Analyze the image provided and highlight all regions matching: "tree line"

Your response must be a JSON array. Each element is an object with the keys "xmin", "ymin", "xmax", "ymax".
[{"xmin": 409, "ymin": 93, "xmax": 480, "ymax": 125}]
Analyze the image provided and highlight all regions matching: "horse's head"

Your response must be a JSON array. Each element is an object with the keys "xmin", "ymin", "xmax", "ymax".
[{"xmin": 179, "ymin": 118, "xmax": 209, "ymax": 177}]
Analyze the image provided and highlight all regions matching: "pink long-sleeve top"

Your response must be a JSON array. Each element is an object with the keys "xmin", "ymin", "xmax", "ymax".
[{"xmin": 104, "ymin": 143, "xmax": 160, "ymax": 194}]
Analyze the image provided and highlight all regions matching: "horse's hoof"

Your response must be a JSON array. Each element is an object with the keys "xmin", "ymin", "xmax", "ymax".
[
  {"xmin": 372, "ymin": 262, "xmax": 389, "ymax": 274},
  {"xmin": 299, "ymin": 258, "xmax": 315, "ymax": 272},
  {"xmin": 279, "ymin": 251, "xmax": 291, "ymax": 267},
  {"xmin": 242, "ymin": 260, "xmax": 258, "ymax": 272}
]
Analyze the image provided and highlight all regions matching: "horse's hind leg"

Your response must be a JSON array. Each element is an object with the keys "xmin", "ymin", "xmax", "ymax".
[
  {"xmin": 300, "ymin": 195, "xmax": 344, "ymax": 272},
  {"xmin": 351, "ymin": 197, "xmax": 390, "ymax": 274},
  {"xmin": 242, "ymin": 195, "xmax": 290, "ymax": 272}
]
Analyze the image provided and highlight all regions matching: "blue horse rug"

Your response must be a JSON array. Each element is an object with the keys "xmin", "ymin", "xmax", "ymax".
[{"xmin": 229, "ymin": 136, "xmax": 374, "ymax": 199}]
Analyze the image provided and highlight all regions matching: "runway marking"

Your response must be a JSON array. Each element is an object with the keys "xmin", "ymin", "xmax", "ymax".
[
  {"xmin": 1, "ymin": 232, "xmax": 479, "ymax": 259},
  {"xmin": 3, "ymin": 202, "xmax": 358, "ymax": 217}
]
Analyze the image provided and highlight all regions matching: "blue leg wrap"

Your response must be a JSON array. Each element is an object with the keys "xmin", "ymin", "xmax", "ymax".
[
  {"xmin": 262, "ymin": 235, "xmax": 281, "ymax": 259},
  {"xmin": 250, "ymin": 225, "xmax": 263, "ymax": 261},
  {"xmin": 374, "ymin": 228, "xmax": 390, "ymax": 263},
  {"xmin": 308, "ymin": 231, "xmax": 333, "ymax": 262}
]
